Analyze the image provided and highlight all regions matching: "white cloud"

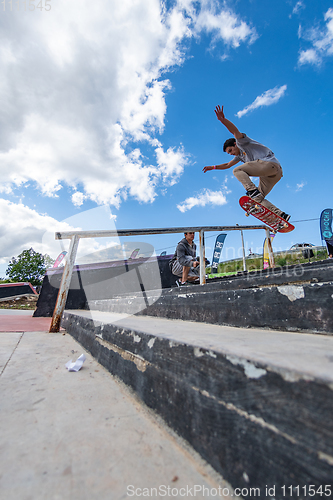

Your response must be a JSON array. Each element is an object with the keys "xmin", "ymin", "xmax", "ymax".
[
  {"xmin": 0, "ymin": 200, "xmax": 120, "ymax": 273},
  {"xmin": 0, "ymin": 199, "xmax": 72, "ymax": 267},
  {"xmin": 177, "ymin": 187, "xmax": 229, "ymax": 212},
  {"xmin": 292, "ymin": 1, "xmax": 305, "ymax": 16},
  {"xmin": 298, "ymin": 8, "xmax": 333, "ymax": 66},
  {"xmin": 298, "ymin": 48, "xmax": 318, "ymax": 65},
  {"xmin": 236, "ymin": 85, "xmax": 287, "ymax": 118},
  {"xmin": 155, "ymin": 145, "xmax": 189, "ymax": 186},
  {"xmin": 286, "ymin": 181, "xmax": 307, "ymax": 193},
  {"xmin": 195, "ymin": 4, "xmax": 258, "ymax": 48},
  {"xmin": 296, "ymin": 181, "xmax": 306, "ymax": 192},
  {"xmin": 0, "ymin": 0, "xmax": 257, "ymax": 208},
  {"xmin": 71, "ymin": 192, "xmax": 86, "ymax": 207}
]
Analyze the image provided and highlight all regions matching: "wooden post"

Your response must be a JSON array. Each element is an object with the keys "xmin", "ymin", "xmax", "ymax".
[{"xmin": 49, "ymin": 235, "xmax": 80, "ymax": 333}]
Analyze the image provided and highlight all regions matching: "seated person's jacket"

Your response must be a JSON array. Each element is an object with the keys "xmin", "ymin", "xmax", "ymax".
[{"xmin": 169, "ymin": 237, "xmax": 196, "ymax": 269}]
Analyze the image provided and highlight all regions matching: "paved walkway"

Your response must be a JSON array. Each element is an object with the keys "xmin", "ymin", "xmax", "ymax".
[{"xmin": 0, "ymin": 310, "xmax": 229, "ymax": 500}]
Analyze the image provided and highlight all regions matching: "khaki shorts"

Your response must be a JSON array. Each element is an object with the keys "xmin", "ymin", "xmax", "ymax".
[{"xmin": 171, "ymin": 260, "xmax": 200, "ymax": 278}]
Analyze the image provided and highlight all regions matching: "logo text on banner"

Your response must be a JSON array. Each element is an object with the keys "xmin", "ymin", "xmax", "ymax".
[{"xmin": 211, "ymin": 234, "xmax": 227, "ymax": 273}]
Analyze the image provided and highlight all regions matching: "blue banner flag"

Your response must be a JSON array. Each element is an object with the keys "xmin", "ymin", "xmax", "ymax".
[
  {"xmin": 211, "ymin": 234, "xmax": 227, "ymax": 273},
  {"xmin": 320, "ymin": 209, "xmax": 333, "ymax": 241}
]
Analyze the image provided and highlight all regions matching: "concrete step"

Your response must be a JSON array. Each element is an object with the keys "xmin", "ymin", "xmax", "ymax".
[
  {"xmin": 87, "ymin": 279, "xmax": 333, "ymax": 335},
  {"xmin": 34, "ymin": 259, "xmax": 333, "ymax": 319},
  {"xmin": 62, "ymin": 310, "xmax": 333, "ymax": 499}
]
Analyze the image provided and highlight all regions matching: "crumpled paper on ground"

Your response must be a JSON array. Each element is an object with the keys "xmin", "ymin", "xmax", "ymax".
[{"xmin": 65, "ymin": 354, "xmax": 86, "ymax": 372}]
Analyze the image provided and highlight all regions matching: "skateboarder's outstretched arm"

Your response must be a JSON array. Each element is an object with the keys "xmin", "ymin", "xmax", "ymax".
[
  {"xmin": 203, "ymin": 105, "xmax": 242, "ymax": 173},
  {"xmin": 215, "ymin": 105, "xmax": 243, "ymax": 139},
  {"xmin": 203, "ymin": 158, "xmax": 239, "ymax": 173}
]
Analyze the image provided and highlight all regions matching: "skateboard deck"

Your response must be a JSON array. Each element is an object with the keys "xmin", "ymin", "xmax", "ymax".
[{"xmin": 239, "ymin": 196, "xmax": 295, "ymax": 233}]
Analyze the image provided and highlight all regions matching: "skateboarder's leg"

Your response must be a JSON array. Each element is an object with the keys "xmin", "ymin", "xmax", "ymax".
[
  {"xmin": 233, "ymin": 161, "xmax": 282, "ymax": 191},
  {"xmin": 258, "ymin": 164, "xmax": 283, "ymax": 214},
  {"xmin": 259, "ymin": 198, "xmax": 282, "ymax": 215},
  {"xmin": 233, "ymin": 162, "xmax": 259, "ymax": 192},
  {"xmin": 234, "ymin": 160, "xmax": 283, "ymax": 212}
]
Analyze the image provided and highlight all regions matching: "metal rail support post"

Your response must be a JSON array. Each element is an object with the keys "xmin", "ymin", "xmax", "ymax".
[
  {"xmin": 199, "ymin": 229, "xmax": 206, "ymax": 285},
  {"xmin": 240, "ymin": 229, "xmax": 247, "ymax": 272},
  {"xmin": 265, "ymin": 227, "xmax": 275, "ymax": 268},
  {"xmin": 49, "ymin": 235, "xmax": 80, "ymax": 333}
]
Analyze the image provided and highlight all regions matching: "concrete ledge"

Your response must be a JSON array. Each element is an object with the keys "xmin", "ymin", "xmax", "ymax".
[
  {"xmin": 35, "ymin": 259, "xmax": 333, "ymax": 318},
  {"xmin": 88, "ymin": 280, "xmax": 333, "ymax": 335},
  {"xmin": 207, "ymin": 258, "xmax": 333, "ymax": 291},
  {"xmin": 62, "ymin": 311, "xmax": 333, "ymax": 498}
]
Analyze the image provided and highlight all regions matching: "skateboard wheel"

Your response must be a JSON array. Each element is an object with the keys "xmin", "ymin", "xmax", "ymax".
[{"xmin": 246, "ymin": 213, "xmax": 250, "ymax": 217}]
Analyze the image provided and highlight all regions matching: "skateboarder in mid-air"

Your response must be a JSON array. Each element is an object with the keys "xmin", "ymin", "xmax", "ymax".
[{"xmin": 203, "ymin": 105, "xmax": 290, "ymax": 221}]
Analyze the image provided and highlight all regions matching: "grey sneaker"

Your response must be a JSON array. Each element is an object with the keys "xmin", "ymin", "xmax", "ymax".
[
  {"xmin": 280, "ymin": 212, "xmax": 291, "ymax": 222},
  {"xmin": 246, "ymin": 188, "xmax": 263, "ymax": 202}
]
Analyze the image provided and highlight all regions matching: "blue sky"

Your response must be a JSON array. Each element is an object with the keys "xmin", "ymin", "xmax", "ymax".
[{"xmin": 1, "ymin": 0, "xmax": 333, "ymax": 276}]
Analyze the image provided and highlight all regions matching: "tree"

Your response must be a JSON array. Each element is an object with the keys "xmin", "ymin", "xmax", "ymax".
[{"xmin": 6, "ymin": 248, "xmax": 55, "ymax": 286}]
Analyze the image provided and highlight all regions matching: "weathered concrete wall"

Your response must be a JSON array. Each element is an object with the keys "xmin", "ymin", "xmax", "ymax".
[
  {"xmin": 88, "ymin": 279, "xmax": 333, "ymax": 335},
  {"xmin": 62, "ymin": 311, "xmax": 333, "ymax": 499},
  {"xmin": 207, "ymin": 258, "xmax": 333, "ymax": 291},
  {"xmin": 36, "ymin": 258, "xmax": 333, "ymax": 329},
  {"xmin": 34, "ymin": 255, "xmax": 177, "ymax": 317},
  {"xmin": 82, "ymin": 260, "xmax": 333, "ymax": 335}
]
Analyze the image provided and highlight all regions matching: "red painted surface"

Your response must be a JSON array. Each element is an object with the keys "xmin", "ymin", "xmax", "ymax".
[{"xmin": 0, "ymin": 314, "xmax": 63, "ymax": 332}]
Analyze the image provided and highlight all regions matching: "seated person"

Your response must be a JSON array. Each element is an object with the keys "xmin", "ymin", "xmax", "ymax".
[{"xmin": 169, "ymin": 232, "xmax": 200, "ymax": 285}]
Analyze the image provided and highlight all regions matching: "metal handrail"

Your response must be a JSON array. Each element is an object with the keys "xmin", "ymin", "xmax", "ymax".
[
  {"xmin": 49, "ymin": 223, "xmax": 272, "ymax": 332},
  {"xmin": 55, "ymin": 224, "xmax": 266, "ymax": 239}
]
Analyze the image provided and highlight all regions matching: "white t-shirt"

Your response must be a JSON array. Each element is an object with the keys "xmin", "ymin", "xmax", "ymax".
[{"xmin": 235, "ymin": 134, "xmax": 280, "ymax": 165}]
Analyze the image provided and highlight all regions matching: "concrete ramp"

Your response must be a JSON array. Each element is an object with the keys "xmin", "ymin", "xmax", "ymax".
[
  {"xmin": 62, "ymin": 310, "xmax": 333, "ymax": 499},
  {"xmin": 0, "ymin": 282, "xmax": 37, "ymax": 300}
]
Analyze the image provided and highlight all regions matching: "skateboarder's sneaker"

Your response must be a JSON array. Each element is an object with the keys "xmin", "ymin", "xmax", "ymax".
[
  {"xmin": 176, "ymin": 280, "xmax": 187, "ymax": 287},
  {"xmin": 246, "ymin": 188, "xmax": 263, "ymax": 202},
  {"xmin": 280, "ymin": 212, "xmax": 291, "ymax": 222}
]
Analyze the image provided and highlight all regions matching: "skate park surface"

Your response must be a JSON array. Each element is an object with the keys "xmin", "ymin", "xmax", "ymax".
[
  {"xmin": 0, "ymin": 309, "xmax": 228, "ymax": 500},
  {"xmin": 2, "ymin": 258, "xmax": 333, "ymax": 499}
]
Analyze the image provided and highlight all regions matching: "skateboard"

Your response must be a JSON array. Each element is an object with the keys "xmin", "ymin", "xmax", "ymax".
[{"xmin": 239, "ymin": 196, "xmax": 295, "ymax": 233}]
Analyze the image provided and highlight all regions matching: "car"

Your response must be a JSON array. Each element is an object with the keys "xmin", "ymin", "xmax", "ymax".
[
  {"xmin": 289, "ymin": 243, "xmax": 315, "ymax": 250},
  {"xmin": 289, "ymin": 243, "xmax": 316, "ymax": 259}
]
